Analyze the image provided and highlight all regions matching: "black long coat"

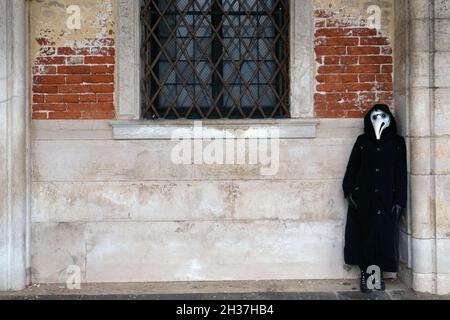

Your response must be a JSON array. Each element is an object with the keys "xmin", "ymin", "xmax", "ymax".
[{"xmin": 343, "ymin": 105, "xmax": 407, "ymax": 272}]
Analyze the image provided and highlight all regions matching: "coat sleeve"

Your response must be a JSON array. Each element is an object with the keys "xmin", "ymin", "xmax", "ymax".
[
  {"xmin": 394, "ymin": 137, "xmax": 408, "ymax": 207},
  {"xmin": 342, "ymin": 136, "xmax": 362, "ymax": 198}
]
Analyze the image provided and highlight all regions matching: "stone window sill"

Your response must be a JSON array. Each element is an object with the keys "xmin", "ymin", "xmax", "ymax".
[{"xmin": 110, "ymin": 119, "xmax": 319, "ymax": 140}]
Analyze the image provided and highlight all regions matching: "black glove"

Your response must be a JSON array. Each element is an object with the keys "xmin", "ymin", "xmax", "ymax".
[
  {"xmin": 347, "ymin": 193, "xmax": 358, "ymax": 210},
  {"xmin": 392, "ymin": 204, "xmax": 405, "ymax": 221}
]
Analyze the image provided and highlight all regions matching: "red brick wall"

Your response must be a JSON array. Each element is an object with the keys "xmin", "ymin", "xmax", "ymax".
[
  {"xmin": 32, "ymin": 38, "xmax": 116, "ymax": 120},
  {"xmin": 314, "ymin": 9, "xmax": 394, "ymax": 118}
]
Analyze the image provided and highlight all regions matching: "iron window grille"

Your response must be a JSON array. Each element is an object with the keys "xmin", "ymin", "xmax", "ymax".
[{"xmin": 141, "ymin": 0, "xmax": 290, "ymax": 120}]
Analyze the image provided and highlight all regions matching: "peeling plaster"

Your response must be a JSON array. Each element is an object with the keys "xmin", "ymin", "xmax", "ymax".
[
  {"xmin": 314, "ymin": 0, "xmax": 395, "ymax": 46},
  {"xmin": 30, "ymin": 0, "xmax": 116, "ymax": 59}
]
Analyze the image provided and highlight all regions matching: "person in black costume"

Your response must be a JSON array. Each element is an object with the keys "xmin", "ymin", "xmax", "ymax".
[{"xmin": 343, "ymin": 104, "xmax": 407, "ymax": 293}]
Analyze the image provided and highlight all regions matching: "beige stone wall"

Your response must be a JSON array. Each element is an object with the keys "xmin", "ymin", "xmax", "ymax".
[
  {"xmin": 31, "ymin": 119, "xmax": 365, "ymax": 283},
  {"xmin": 29, "ymin": 0, "xmax": 450, "ymax": 292}
]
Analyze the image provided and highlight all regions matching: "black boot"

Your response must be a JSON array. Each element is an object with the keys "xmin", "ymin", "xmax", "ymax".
[
  {"xmin": 360, "ymin": 269, "xmax": 371, "ymax": 294},
  {"xmin": 375, "ymin": 273, "xmax": 386, "ymax": 291}
]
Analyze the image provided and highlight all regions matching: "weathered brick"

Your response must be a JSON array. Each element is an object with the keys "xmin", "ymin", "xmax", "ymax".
[
  {"xmin": 84, "ymin": 56, "xmax": 115, "ymax": 65},
  {"xmin": 347, "ymin": 47, "xmax": 380, "ymax": 55},
  {"xmin": 382, "ymin": 65, "xmax": 393, "ymax": 73},
  {"xmin": 97, "ymin": 94, "xmax": 114, "ymax": 102},
  {"xmin": 315, "ymin": 28, "xmax": 352, "ymax": 37},
  {"xmin": 315, "ymin": 37, "xmax": 359, "ymax": 47},
  {"xmin": 378, "ymin": 92, "xmax": 394, "ymax": 100},
  {"xmin": 33, "ymin": 37, "xmax": 116, "ymax": 120},
  {"xmin": 45, "ymin": 95, "xmax": 64, "ymax": 103},
  {"xmin": 67, "ymin": 56, "xmax": 85, "ymax": 65},
  {"xmin": 91, "ymin": 47, "xmax": 116, "ymax": 56},
  {"xmin": 381, "ymin": 46, "xmax": 393, "ymax": 55},
  {"xmin": 315, "ymin": 20, "xmax": 326, "ymax": 28},
  {"xmin": 359, "ymin": 74, "xmax": 376, "ymax": 82},
  {"xmin": 58, "ymin": 85, "xmax": 87, "ymax": 94},
  {"xmin": 316, "ymin": 74, "xmax": 358, "ymax": 83},
  {"xmin": 323, "ymin": 56, "xmax": 341, "ymax": 65},
  {"xmin": 346, "ymin": 83, "xmax": 377, "ymax": 91},
  {"xmin": 36, "ymin": 56, "xmax": 65, "ymax": 65},
  {"xmin": 317, "ymin": 84, "xmax": 347, "ymax": 92},
  {"xmin": 314, "ymin": 9, "xmax": 333, "ymax": 19},
  {"xmin": 360, "ymin": 37, "xmax": 390, "ymax": 45},
  {"xmin": 315, "ymin": 47, "xmax": 347, "ymax": 56},
  {"xmin": 347, "ymin": 28, "xmax": 378, "ymax": 36},
  {"xmin": 378, "ymin": 83, "xmax": 393, "ymax": 91},
  {"xmin": 58, "ymin": 65, "xmax": 91, "ymax": 74},
  {"xmin": 57, "ymin": 47, "xmax": 90, "ymax": 55},
  {"xmin": 33, "ymin": 66, "xmax": 57, "ymax": 75},
  {"xmin": 48, "ymin": 112, "xmax": 82, "ymax": 120},
  {"xmin": 346, "ymin": 65, "xmax": 380, "ymax": 73},
  {"xmin": 359, "ymin": 56, "xmax": 393, "ymax": 65},
  {"xmin": 33, "ymin": 85, "xmax": 58, "ymax": 94},
  {"xmin": 97, "ymin": 38, "xmax": 115, "ymax": 46},
  {"xmin": 82, "ymin": 75, "xmax": 114, "ymax": 83},
  {"xmin": 33, "ymin": 104, "xmax": 66, "ymax": 112},
  {"xmin": 359, "ymin": 92, "xmax": 376, "ymax": 100},
  {"xmin": 311, "ymin": 20, "xmax": 395, "ymax": 126},
  {"xmin": 33, "ymin": 95, "xmax": 45, "ymax": 103},
  {"xmin": 65, "ymin": 76, "xmax": 83, "ymax": 84},
  {"xmin": 88, "ymin": 84, "xmax": 115, "ymax": 93},
  {"xmin": 376, "ymin": 74, "xmax": 393, "ymax": 82},
  {"xmin": 62, "ymin": 95, "xmax": 80, "ymax": 103},
  {"xmin": 340, "ymin": 56, "xmax": 358, "ymax": 65},
  {"xmin": 314, "ymin": 101, "xmax": 328, "ymax": 110},
  {"xmin": 325, "ymin": 93, "xmax": 358, "ymax": 102},
  {"xmin": 79, "ymin": 94, "xmax": 97, "ymax": 102},
  {"xmin": 34, "ymin": 75, "xmax": 65, "ymax": 85},
  {"xmin": 91, "ymin": 65, "xmax": 115, "ymax": 74},
  {"xmin": 318, "ymin": 65, "xmax": 345, "ymax": 74}
]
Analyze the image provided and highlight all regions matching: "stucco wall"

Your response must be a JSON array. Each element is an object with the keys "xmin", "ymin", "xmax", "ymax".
[{"xmin": 31, "ymin": 120, "xmax": 368, "ymax": 283}]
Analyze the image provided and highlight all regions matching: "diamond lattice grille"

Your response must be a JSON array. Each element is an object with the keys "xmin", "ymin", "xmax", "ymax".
[{"xmin": 141, "ymin": 0, "xmax": 290, "ymax": 119}]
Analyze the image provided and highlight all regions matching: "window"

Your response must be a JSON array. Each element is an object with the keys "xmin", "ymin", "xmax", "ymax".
[{"xmin": 140, "ymin": 0, "xmax": 290, "ymax": 120}]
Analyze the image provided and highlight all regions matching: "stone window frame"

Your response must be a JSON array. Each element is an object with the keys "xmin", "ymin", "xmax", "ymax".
[{"xmin": 112, "ymin": 0, "xmax": 317, "ymax": 139}]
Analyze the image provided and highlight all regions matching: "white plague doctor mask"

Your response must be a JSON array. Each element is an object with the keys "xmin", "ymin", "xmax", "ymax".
[{"xmin": 371, "ymin": 109, "xmax": 391, "ymax": 140}]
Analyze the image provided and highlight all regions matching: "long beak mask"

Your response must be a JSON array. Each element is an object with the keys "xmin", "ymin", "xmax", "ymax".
[{"xmin": 371, "ymin": 110, "xmax": 391, "ymax": 140}]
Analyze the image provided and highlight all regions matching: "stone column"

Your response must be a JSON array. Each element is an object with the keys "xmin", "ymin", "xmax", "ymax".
[
  {"xmin": 434, "ymin": 0, "xmax": 450, "ymax": 296},
  {"xmin": 408, "ymin": 0, "xmax": 437, "ymax": 294},
  {"xmin": 394, "ymin": 0, "xmax": 412, "ymax": 287},
  {"xmin": 0, "ymin": 0, "xmax": 30, "ymax": 291},
  {"xmin": 400, "ymin": 0, "xmax": 450, "ymax": 295}
]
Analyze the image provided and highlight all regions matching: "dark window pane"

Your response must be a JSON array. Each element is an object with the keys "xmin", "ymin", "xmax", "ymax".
[{"xmin": 141, "ymin": 0, "xmax": 290, "ymax": 119}]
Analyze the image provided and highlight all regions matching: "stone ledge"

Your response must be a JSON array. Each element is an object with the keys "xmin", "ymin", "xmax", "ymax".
[{"xmin": 110, "ymin": 119, "xmax": 319, "ymax": 140}]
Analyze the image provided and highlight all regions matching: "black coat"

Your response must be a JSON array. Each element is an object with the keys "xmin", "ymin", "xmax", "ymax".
[{"xmin": 343, "ymin": 105, "xmax": 407, "ymax": 272}]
